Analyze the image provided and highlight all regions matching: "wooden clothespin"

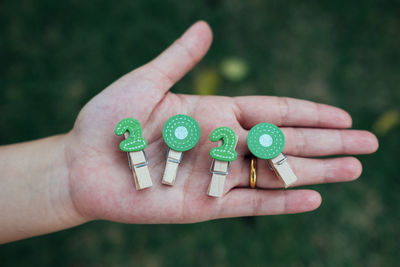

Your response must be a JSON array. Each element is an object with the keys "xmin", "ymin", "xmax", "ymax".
[
  {"xmin": 163, "ymin": 148, "xmax": 183, "ymax": 185},
  {"xmin": 247, "ymin": 123, "xmax": 297, "ymax": 188},
  {"xmin": 208, "ymin": 127, "xmax": 238, "ymax": 197},
  {"xmin": 267, "ymin": 153, "xmax": 297, "ymax": 187},
  {"xmin": 162, "ymin": 114, "xmax": 201, "ymax": 185},
  {"xmin": 115, "ymin": 118, "xmax": 152, "ymax": 190}
]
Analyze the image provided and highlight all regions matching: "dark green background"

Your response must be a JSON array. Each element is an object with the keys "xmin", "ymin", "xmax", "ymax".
[{"xmin": 1, "ymin": 0, "xmax": 399, "ymax": 266}]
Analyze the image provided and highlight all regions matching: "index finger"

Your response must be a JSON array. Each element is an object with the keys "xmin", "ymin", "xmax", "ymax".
[{"xmin": 233, "ymin": 96, "xmax": 352, "ymax": 129}]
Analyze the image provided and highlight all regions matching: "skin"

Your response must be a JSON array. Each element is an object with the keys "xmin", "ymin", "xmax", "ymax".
[{"xmin": 0, "ymin": 21, "xmax": 379, "ymax": 244}]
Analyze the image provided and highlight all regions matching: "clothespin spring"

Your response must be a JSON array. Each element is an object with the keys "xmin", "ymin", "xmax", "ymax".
[
  {"xmin": 127, "ymin": 150, "xmax": 149, "ymax": 169},
  {"xmin": 210, "ymin": 158, "xmax": 231, "ymax": 175}
]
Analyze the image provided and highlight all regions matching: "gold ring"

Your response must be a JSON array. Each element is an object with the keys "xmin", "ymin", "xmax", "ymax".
[{"xmin": 250, "ymin": 157, "xmax": 257, "ymax": 189}]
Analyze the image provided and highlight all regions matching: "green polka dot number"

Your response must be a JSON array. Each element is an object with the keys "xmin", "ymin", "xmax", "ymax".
[
  {"xmin": 247, "ymin": 123, "xmax": 285, "ymax": 160},
  {"xmin": 114, "ymin": 118, "xmax": 147, "ymax": 152},
  {"xmin": 162, "ymin": 114, "xmax": 201, "ymax": 152},
  {"xmin": 209, "ymin": 127, "xmax": 237, "ymax": 162}
]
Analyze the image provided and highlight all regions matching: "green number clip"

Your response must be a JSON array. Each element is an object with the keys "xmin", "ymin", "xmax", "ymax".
[
  {"xmin": 114, "ymin": 118, "xmax": 152, "ymax": 190},
  {"xmin": 207, "ymin": 126, "xmax": 238, "ymax": 198},
  {"xmin": 209, "ymin": 127, "xmax": 238, "ymax": 162},
  {"xmin": 162, "ymin": 114, "xmax": 201, "ymax": 152},
  {"xmin": 247, "ymin": 123, "xmax": 297, "ymax": 188},
  {"xmin": 115, "ymin": 118, "xmax": 147, "ymax": 152},
  {"xmin": 161, "ymin": 114, "xmax": 201, "ymax": 186},
  {"xmin": 247, "ymin": 123, "xmax": 285, "ymax": 160}
]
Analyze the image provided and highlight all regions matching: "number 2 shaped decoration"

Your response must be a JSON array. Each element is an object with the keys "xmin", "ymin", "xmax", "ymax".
[
  {"xmin": 247, "ymin": 123, "xmax": 297, "ymax": 187},
  {"xmin": 115, "ymin": 118, "xmax": 152, "ymax": 190},
  {"xmin": 162, "ymin": 114, "xmax": 201, "ymax": 185},
  {"xmin": 207, "ymin": 127, "xmax": 238, "ymax": 197}
]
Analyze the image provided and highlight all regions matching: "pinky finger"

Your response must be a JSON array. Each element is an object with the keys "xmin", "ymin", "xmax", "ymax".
[{"xmin": 217, "ymin": 189, "xmax": 322, "ymax": 218}]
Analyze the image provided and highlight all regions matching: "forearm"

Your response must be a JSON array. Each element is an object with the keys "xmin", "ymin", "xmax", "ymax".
[{"xmin": 0, "ymin": 135, "xmax": 87, "ymax": 244}]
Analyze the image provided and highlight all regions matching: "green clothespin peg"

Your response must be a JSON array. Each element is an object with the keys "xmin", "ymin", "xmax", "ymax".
[
  {"xmin": 162, "ymin": 114, "xmax": 201, "ymax": 185},
  {"xmin": 115, "ymin": 118, "xmax": 152, "ymax": 190},
  {"xmin": 247, "ymin": 123, "xmax": 297, "ymax": 188},
  {"xmin": 208, "ymin": 127, "xmax": 238, "ymax": 197}
]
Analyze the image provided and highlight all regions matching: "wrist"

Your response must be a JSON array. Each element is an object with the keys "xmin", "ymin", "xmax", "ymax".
[
  {"xmin": 56, "ymin": 133, "xmax": 91, "ymax": 226},
  {"xmin": 0, "ymin": 134, "xmax": 89, "ymax": 243}
]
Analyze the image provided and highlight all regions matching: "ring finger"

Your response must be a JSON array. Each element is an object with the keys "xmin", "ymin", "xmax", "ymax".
[{"xmin": 228, "ymin": 155, "xmax": 362, "ymax": 189}]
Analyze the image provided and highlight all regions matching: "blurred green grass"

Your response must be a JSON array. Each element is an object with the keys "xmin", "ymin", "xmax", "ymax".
[{"xmin": 1, "ymin": 0, "xmax": 399, "ymax": 266}]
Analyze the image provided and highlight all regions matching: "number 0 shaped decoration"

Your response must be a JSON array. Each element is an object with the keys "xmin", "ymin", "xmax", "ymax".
[
  {"xmin": 115, "ymin": 118, "xmax": 147, "ymax": 152},
  {"xmin": 162, "ymin": 114, "xmax": 201, "ymax": 152},
  {"xmin": 209, "ymin": 127, "xmax": 237, "ymax": 162},
  {"xmin": 247, "ymin": 123, "xmax": 285, "ymax": 159},
  {"xmin": 247, "ymin": 123, "xmax": 297, "ymax": 188},
  {"xmin": 162, "ymin": 114, "xmax": 200, "ymax": 186}
]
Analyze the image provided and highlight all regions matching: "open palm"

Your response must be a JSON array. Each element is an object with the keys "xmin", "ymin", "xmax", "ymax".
[{"xmin": 64, "ymin": 21, "xmax": 378, "ymax": 224}]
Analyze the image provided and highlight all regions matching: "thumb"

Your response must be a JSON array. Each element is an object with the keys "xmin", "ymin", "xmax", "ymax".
[
  {"xmin": 127, "ymin": 21, "xmax": 213, "ymax": 93},
  {"xmin": 79, "ymin": 21, "xmax": 213, "ymax": 131}
]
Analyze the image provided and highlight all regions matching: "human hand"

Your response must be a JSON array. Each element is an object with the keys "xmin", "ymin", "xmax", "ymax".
[{"xmin": 64, "ymin": 21, "xmax": 378, "ymax": 224}]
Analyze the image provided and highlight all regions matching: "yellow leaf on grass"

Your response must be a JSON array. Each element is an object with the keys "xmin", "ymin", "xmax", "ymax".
[
  {"xmin": 372, "ymin": 109, "xmax": 399, "ymax": 135},
  {"xmin": 194, "ymin": 68, "xmax": 220, "ymax": 95}
]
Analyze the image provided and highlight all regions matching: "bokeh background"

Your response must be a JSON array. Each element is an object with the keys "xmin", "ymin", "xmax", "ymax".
[{"xmin": 1, "ymin": 0, "xmax": 399, "ymax": 266}]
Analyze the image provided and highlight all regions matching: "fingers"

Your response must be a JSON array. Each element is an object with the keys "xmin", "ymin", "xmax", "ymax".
[
  {"xmin": 133, "ymin": 21, "xmax": 213, "ymax": 93},
  {"xmin": 214, "ymin": 189, "xmax": 321, "ymax": 218},
  {"xmin": 282, "ymin": 128, "xmax": 379, "ymax": 157},
  {"xmin": 233, "ymin": 96, "xmax": 352, "ymax": 129},
  {"xmin": 230, "ymin": 156, "xmax": 362, "ymax": 189},
  {"xmin": 234, "ymin": 127, "xmax": 378, "ymax": 160}
]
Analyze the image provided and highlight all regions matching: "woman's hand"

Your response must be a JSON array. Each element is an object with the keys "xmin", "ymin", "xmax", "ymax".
[{"xmin": 64, "ymin": 21, "xmax": 378, "ymax": 224}]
